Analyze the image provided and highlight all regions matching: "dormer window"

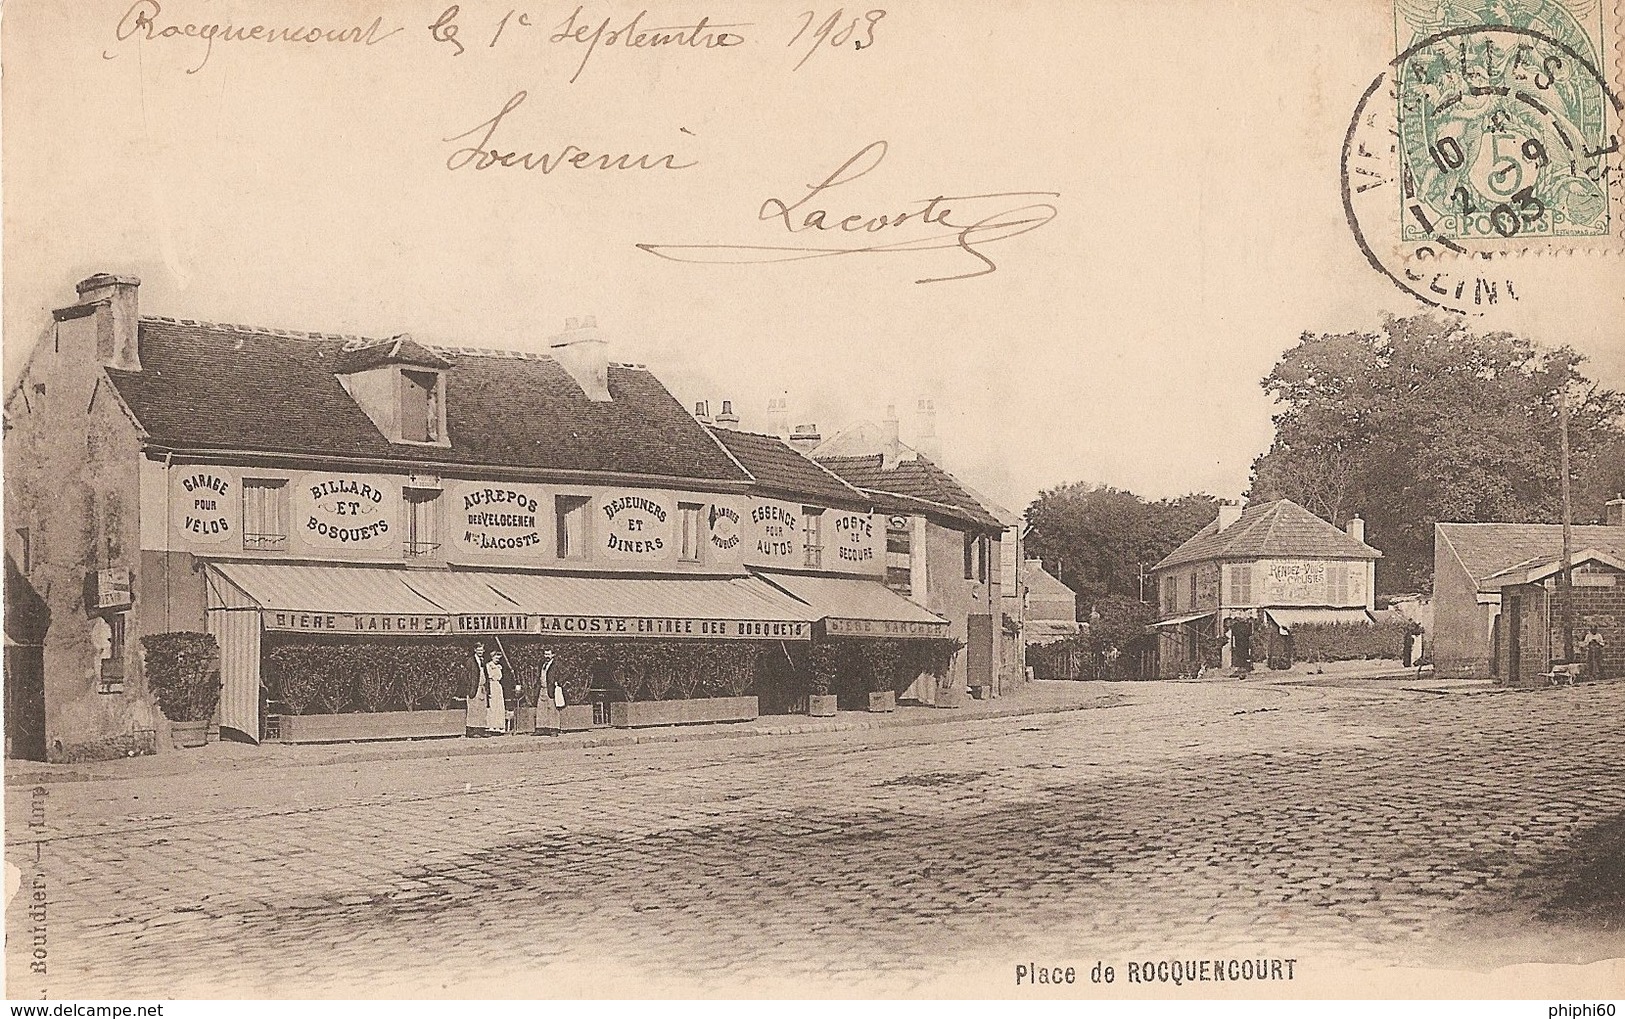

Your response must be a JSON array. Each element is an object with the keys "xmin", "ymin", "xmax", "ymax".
[{"xmin": 400, "ymin": 369, "xmax": 444, "ymax": 443}]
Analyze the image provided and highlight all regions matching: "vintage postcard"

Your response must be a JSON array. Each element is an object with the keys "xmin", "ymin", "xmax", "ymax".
[{"xmin": 3, "ymin": 0, "xmax": 1623, "ymax": 1004}]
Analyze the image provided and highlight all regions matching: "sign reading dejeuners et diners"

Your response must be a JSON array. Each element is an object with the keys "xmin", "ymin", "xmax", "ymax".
[
  {"xmin": 602, "ymin": 492, "xmax": 674, "ymax": 560},
  {"xmin": 454, "ymin": 482, "xmax": 547, "ymax": 556},
  {"xmin": 536, "ymin": 615, "xmax": 810, "ymax": 640}
]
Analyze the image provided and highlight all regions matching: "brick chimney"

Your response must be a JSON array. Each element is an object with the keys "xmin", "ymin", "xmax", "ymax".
[
  {"xmin": 714, "ymin": 400, "xmax": 739, "ymax": 429},
  {"xmin": 789, "ymin": 423, "xmax": 821, "ymax": 455},
  {"xmin": 76, "ymin": 273, "xmax": 141, "ymax": 371},
  {"xmin": 694, "ymin": 400, "xmax": 713, "ymax": 425},
  {"xmin": 550, "ymin": 316, "xmax": 610, "ymax": 402},
  {"xmin": 766, "ymin": 396, "xmax": 789, "ymax": 439},
  {"xmin": 914, "ymin": 397, "xmax": 940, "ymax": 462},
  {"xmin": 1606, "ymin": 496, "xmax": 1624, "ymax": 527},
  {"xmin": 1345, "ymin": 515, "xmax": 1366, "ymax": 543},
  {"xmin": 1216, "ymin": 503, "xmax": 1243, "ymax": 532}
]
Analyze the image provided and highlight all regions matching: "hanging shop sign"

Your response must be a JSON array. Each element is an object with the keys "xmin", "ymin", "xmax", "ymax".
[
  {"xmin": 748, "ymin": 500, "xmax": 801, "ymax": 564},
  {"xmin": 535, "ymin": 614, "xmax": 810, "ymax": 640},
  {"xmin": 601, "ymin": 492, "xmax": 674, "ymax": 560},
  {"xmin": 93, "ymin": 566, "xmax": 133, "ymax": 610},
  {"xmin": 453, "ymin": 483, "xmax": 547, "ymax": 556},
  {"xmin": 824, "ymin": 617, "xmax": 948, "ymax": 638},
  {"xmin": 297, "ymin": 473, "xmax": 395, "ymax": 551},
  {"xmin": 174, "ymin": 470, "xmax": 236, "ymax": 544}
]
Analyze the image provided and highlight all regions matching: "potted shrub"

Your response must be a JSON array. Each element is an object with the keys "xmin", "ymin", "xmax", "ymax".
[
  {"xmin": 865, "ymin": 640, "xmax": 901, "ymax": 713},
  {"xmin": 808, "ymin": 639, "xmax": 839, "ymax": 717},
  {"xmin": 140, "ymin": 631, "xmax": 220, "ymax": 749}
]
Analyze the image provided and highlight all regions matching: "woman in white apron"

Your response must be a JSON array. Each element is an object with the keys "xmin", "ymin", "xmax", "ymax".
[{"xmin": 483, "ymin": 650, "xmax": 508, "ymax": 736}]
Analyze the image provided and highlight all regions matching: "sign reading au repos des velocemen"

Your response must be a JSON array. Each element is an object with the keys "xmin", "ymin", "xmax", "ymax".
[
  {"xmin": 454, "ymin": 482, "xmax": 547, "ymax": 556},
  {"xmin": 297, "ymin": 473, "xmax": 395, "ymax": 550}
]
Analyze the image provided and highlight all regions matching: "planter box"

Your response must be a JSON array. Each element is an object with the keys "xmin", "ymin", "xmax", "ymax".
[
  {"xmin": 868, "ymin": 690, "xmax": 897, "ymax": 713},
  {"xmin": 610, "ymin": 696, "xmax": 758, "ymax": 729},
  {"xmin": 535, "ymin": 703, "xmax": 597, "ymax": 733},
  {"xmin": 807, "ymin": 694, "xmax": 838, "ymax": 717},
  {"xmin": 278, "ymin": 709, "xmax": 466, "ymax": 744},
  {"xmin": 169, "ymin": 719, "xmax": 209, "ymax": 749}
]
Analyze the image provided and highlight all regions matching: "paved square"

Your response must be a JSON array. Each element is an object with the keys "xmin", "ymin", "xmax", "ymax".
[{"xmin": 6, "ymin": 678, "xmax": 1624, "ymax": 997}]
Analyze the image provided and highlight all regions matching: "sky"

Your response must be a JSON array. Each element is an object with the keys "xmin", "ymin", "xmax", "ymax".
[{"xmin": 4, "ymin": 0, "xmax": 1622, "ymax": 514}]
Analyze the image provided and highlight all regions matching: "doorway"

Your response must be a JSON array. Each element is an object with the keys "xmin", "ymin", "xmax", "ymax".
[{"xmin": 1506, "ymin": 595, "xmax": 1522, "ymax": 683}]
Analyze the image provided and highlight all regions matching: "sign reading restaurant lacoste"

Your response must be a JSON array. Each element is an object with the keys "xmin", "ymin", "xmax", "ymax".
[
  {"xmin": 297, "ymin": 473, "xmax": 394, "ymax": 549},
  {"xmin": 175, "ymin": 470, "xmax": 235, "ymax": 543},
  {"xmin": 602, "ymin": 492, "xmax": 673, "ymax": 559},
  {"xmin": 536, "ymin": 615, "xmax": 809, "ymax": 640},
  {"xmin": 454, "ymin": 482, "xmax": 547, "ymax": 555}
]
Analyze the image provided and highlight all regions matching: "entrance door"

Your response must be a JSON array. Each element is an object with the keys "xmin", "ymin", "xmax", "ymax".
[
  {"xmin": 967, "ymin": 613, "xmax": 994, "ymax": 692},
  {"xmin": 1506, "ymin": 595, "xmax": 1522, "ymax": 683},
  {"xmin": 4, "ymin": 644, "xmax": 47, "ymax": 761}
]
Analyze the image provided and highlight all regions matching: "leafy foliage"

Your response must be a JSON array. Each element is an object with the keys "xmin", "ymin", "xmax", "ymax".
[
  {"xmin": 140, "ymin": 631, "xmax": 220, "ymax": 723},
  {"xmin": 1086, "ymin": 595, "xmax": 1157, "ymax": 675},
  {"xmin": 1290, "ymin": 621, "xmax": 1411, "ymax": 663},
  {"xmin": 1024, "ymin": 485, "xmax": 1220, "ymax": 614},
  {"xmin": 1249, "ymin": 314, "xmax": 1625, "ymax": 592}
]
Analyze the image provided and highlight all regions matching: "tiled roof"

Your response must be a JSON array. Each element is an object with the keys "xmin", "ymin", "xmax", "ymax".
[
  {"xmin": 103, "ymin": 318, "xmax": 750, "ymax": 482},
  {"xmin": 1438, "ymin": 522, "xmax": 1625, "ymax": 592},
  {"xmin": 816, "ymin": 454, "xmax": 1004, "ymax": 530},
  {"xmin": 704, "ymin": 428, "xmax": 868, "ymax": 507},
  {"xmin": 1154, "ymin": 499, "xmax": 1381, "ymax": 571}
]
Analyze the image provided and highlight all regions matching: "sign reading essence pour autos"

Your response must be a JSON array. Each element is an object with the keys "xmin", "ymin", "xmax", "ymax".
[{"xmin": 297, "ymin": 473, "xmax": 394, "ymax": 550}]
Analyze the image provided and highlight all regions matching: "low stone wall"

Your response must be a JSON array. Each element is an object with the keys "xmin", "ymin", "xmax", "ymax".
[
  {"xmin": 609, "ymin": 696, "xmax": 758, "ymax": 728},
  {"xmin": 278, "ymin": 709, "xmax": 467, "ymax": 743}
]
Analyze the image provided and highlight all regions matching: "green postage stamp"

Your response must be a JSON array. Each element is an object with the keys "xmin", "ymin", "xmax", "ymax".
[{"xmin": 1393, "ymin": 0, "xmax": 1620, "ymax": 246}]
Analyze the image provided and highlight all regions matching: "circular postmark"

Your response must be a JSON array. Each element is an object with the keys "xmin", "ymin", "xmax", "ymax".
[{"xmin": 1343, "ymin": 19, "xmax": 1623, "ymax": 314}]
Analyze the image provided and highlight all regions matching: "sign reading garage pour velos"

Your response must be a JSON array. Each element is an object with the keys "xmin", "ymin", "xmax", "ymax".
[
  {"xmin": 602, "ymin": 491, "xmax": 673, "ymax": 559},
  {"xmin": 455, "ymin": 482, "xmax": 546, "ymax": 556},
  {"xmin": 298, "ymin": 473, "xmax": 394, "ymax": 549},
  {"xmin": 175, "ymin": 469, "xmax": 235, "ymax": 543}
]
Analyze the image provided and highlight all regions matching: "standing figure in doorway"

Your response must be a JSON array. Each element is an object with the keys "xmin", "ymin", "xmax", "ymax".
[{"xmin": 1580, "ymin": 625, "xmax": 1607, "ymax": 682}]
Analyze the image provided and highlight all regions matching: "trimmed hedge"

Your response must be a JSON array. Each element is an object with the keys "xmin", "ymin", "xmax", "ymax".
[{"xmin": 1290, "ymin": 621, "xmax": 1410, "ymax": 662}]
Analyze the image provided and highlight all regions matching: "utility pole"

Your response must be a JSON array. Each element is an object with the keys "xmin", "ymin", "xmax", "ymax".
[{"xmin": 1559, "ymin": 387, "xmax": 1575, "ymax": 663}]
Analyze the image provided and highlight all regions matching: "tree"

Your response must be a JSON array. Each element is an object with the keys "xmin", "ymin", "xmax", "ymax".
[
  {"xmin": 1248, "ymin": 314, "xmax": 1625, "ymax": 592},
  {"xmin": 1024, "ymin": 484, "xmax": 1219, "ymax": 614}
]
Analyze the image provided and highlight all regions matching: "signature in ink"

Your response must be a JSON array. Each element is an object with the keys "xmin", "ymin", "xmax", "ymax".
[{"xmin": 636, "ymin": 141, "xmax": 1059, "ymax": 283}]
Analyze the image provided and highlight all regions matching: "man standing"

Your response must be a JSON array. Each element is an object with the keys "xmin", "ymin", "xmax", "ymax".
[{"xmin": 1580, "ymin": 625, "xmax": 1607, "ymax": 681}]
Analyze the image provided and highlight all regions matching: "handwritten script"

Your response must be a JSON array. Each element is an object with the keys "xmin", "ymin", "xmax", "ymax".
[
  {"xmin": 106, "ymin": 0, "xmax": 401, "ymax": 73},
  {"xmin": 637, "ymin": 141, "xmax": 1059, "ymax": 283},
  {"xmin": 444, "ymin": 91, "xmax": 698, "ymax": 173}
]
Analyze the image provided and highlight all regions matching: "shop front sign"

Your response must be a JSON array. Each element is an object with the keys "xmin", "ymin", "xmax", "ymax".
[
  {"xmin": 824, "ymin": 617, "xmax": 948, "ymax": 638},
  {"xmin": 602, "ymin": 492, "xmax": 673, "ymax": 560},
  {"xmin": 708, "ymin": 504, "xmax": 742, "ymax": 552},
  {"xmin": 834, "ymin": 512, "xmax": 878, "ymax": 567},
  {"xmin": 454, "ymin": 483, "xmax": 547, "ymax": 555},
  {"xmin": 749, "ymin": 500, "xmax": 801, "ymax": 563},
  {"xmin": 175, "ymin": 470, "xmax": 235, "ymax": 543},
  {"xmin": 93, "ymin": 566, "xmax": 133, "ymax": 610},
  {"xmin": 297, "ymin": 474, "xmax": 395, "ymax": 550},
  {"xmin": 536, "ymin": 614, "xmax": 809, "ymax": 640},
  {"xmin": 266, "ymin": 611, "xmax": 451, "ymax": 633},
  {"xmin": 1262, "ymin": 561, "xmax": 1328, "ymax": 604}
]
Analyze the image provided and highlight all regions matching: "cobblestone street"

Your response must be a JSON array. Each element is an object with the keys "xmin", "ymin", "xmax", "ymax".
[{"xmin": 6, "ymin": 678, "xmax": 1625, "ymax": 998}]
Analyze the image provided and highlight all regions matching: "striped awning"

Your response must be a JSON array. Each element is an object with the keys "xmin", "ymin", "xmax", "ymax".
[
  {"xmin": 1263, "ymin": 607, "xmax": 1374, "ymax": 632},
  {"xmin": 753, "ymin": 571, "xmax": 950, "ymax": 638},
  {"xmin": 204, "ymin": 562, "xmax": 814, "ymax": 640},
  {"xmin": 1150, "ymin": 610, "xmax": 1215, "ymax": 629}
]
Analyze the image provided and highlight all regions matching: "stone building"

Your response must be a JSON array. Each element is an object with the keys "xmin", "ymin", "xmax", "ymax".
[
  {"xmin": 2, "ymin": 273, "xmax": 953, "ymax": 760},
  {"xmin": 1487, "ymin": 548, "xmax": 1625, "ymax": 685},
  {"xmin": 1149, "ymin": 500, "xmax": 1381, "ymax": 676},
  {"xmin": 1432, "ymin": 505, "xmax": 1625, "ymax": 679}
]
